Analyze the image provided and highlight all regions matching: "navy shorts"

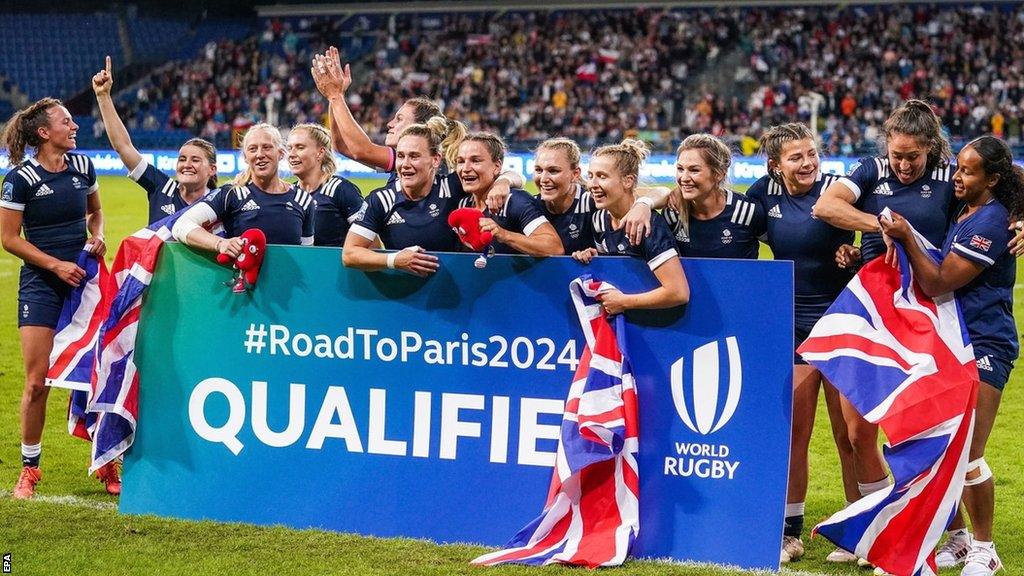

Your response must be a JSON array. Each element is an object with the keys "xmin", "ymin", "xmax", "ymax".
[
  {"xmin": 794, "ymin": 323, "xmax": 813, "ymax": 365},
  {"xmin": 973, "ymin": 347, "xmax": 1013, "ymax": 391},
  {"xmin": 793, "ymin": 301, "xmax": 829, "ymax": 365},
  {"xmin": 17, "ymin": 265, "xmax": 71, "ymax": 328}
]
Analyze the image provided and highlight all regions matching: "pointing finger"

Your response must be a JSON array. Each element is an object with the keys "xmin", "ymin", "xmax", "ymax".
[{"xmin": 105, "ymin": 55, "xmax": 111, "ymax": 74}]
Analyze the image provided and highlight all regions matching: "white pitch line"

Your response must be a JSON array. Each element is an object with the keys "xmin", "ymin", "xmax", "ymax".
[
  {"xmin": 631, "ymin": 557, "xmax": 830, "ymax": 576},
  {"xmin": 1, "ymin": 490, "xmax": 118, "ymax": 511}
]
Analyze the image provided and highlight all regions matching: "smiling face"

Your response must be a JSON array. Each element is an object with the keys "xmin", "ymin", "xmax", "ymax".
[
  {"xmin": 456, "ymin": 140, "xmax": 501, "ymax": 197},
  {"xmin": 385, "ymin": 103, "xmax": 418, "ymax": 147},
  {"xmin": 534, "ymin": 147, "xmax": 579, "ymax": 203},
  {"xmin": 587, "ymin": 154, "xmax": 632, "ymax": 210},
  {"xmin": 675, "ymin": 149, "xmax": 721, "ymax": 202},
  {"xmin": 176, "ymin": 143, "xmax": 216, "ymax": 188},
  {"xmin": 243, "ymin": 128, "xmax": 284, "ymax": 181},
  {"xmin": 953, "ymin": 145, "xmax": 997, "ymax": 203},
  {"xmin": 395, "ymin": 134, "xmax": 440, "ymax": 194},
  {"xmin": 40, "ymin": 106, "xmax": 77, "ymax": 152},
  {"xmin": 772, "ymin": 138, "xmax": 819, "ymax": 192},
  {"xmin": 887, "ymin": 132, "xmax": 930, "ymax": 184},
  {"xmin": 286, "ymin": 129, "xmax": 323, "ymax": 180}
]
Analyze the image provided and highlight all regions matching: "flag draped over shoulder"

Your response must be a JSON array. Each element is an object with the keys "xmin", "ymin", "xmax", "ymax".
[
  {"xmin": 471, "ymin": 277, "xmax": 640, "ymax": 568},
  {"xmin": 87, "ymin": 212, "xmax": 188, "ymax": 473},
  {"xmin": 797, "ymin": 215, "xmax": 979, "ymax": 576},
  {"xmin": 45, "ymin": 247, "xmax": 111, "ymax": 441}
]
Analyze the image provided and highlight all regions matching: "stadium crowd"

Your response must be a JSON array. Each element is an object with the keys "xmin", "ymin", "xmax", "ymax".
[{"xmin": 101, "ymin": 4, "xmax": 1024, "ymax": 155}]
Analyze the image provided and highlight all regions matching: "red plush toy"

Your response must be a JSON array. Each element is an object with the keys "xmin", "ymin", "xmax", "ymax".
[
  {"xmin": 448, "ymin": 207, "xmax": 494, "ymax": 268},
  {"xmin": 216, "ymin": 228, "xmax": 267, "ymax": 293}
]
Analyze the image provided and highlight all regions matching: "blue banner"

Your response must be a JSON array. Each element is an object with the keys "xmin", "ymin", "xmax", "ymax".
[
  {"xmin": 123, "ymin": 245, "xmax": 793, "ymax": 571},
  {"xmin": 0, "ymin": 149, "xmax": 862, "ymax": 185}
]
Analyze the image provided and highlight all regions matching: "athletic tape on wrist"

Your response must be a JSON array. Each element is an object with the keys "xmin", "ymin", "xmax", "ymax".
[{"xmin": 386, "ymin": 252, "xmax": 397, "ymax": 269}]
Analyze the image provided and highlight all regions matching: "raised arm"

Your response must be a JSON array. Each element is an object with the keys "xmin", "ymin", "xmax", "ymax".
[
  {"xmin": 312, "ymin": 47, "xmax": 394, "ymax": 171},
  {"xmin": 92, "ymin": 56, "xmax": 143, "ymax": 172}
]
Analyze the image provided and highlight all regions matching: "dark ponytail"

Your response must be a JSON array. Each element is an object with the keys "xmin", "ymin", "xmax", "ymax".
[{"xmin": 882, "ymin": 99, "xmax": 952, "ymax": 172}]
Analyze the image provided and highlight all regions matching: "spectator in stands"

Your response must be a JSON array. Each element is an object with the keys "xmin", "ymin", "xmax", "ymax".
[
  {"xmin": 92, "ymin": 57, "xmax": 218, "ymax": 225},
  {"xmin": 0, "ymin": 98, "xmax": 120, "ymax": 499},
  {"xmin": 286, "ymin": 123, "xmax": 364, "ymax": 247},
  {"xmin": 172, "ymin": 123, "xmax": 315, "ymax": 251},
  {"xmin": 880, "ymin": 136, "xmax": 1022, "ymax": 576},
  {"xmin": 571, "ymin": 139, "xmax": 689, "ymax": 311}
]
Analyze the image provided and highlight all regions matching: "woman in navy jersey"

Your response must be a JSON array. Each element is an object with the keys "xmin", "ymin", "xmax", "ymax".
[
  {"xmin": 745, "ymin": 123, "xmax": 860, "ymax": 565},
  {"xmin": 172, "ymin": 124, "xmax": 315, "ymax": 254},
  {"xmin": 533, "ymin": 137, "xmax": 669, "ymax": 253},
  {"xmin": 571, "ymin": 139, "xmax": 689, "ymax": 312},
  {"xmin": 311, "ymin": 46, "xmax": 444, "ymax": 183},
  {"xmin": 455, "ymin": 132, "xmax": 562, "ymax": 256},
  {"xmin": 92, "ymin": 56, "xmax": 217, "ymax": 224},
  {"xmin": 1, "ymin": 98, "xmax": 119, "ymax": 498},
  {"xmin": 814, "ymin": 100, "xmax": 953, "ymax": 529},
  {"xmin": 664, "ymin": 134, "xmax": 764, "ymax": 259},
  {"xmin": 287, "ymin": 123, "xmax": 363, "ymax": 247},
  {"xmin": 881, "ymin": 137, "xmax": 1021, "ymax": 576}
]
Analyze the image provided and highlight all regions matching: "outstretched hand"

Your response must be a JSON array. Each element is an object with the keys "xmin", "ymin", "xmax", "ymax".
[{"xmin": 311, "ymin": 46, "xmax": 351, "ymax": 99}]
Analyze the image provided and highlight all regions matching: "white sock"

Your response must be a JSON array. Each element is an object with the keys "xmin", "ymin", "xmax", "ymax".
[
  {"xmin": 973, "ymin": 540, "xmax": 994, "ymax": 549},
  {"xmin": 21, "ymin": 443, "xmax": 41, "ymax": 458},
  {"xmin": 948, "ymin": 528, "xmax": 970, "ymax": 539},
  {"xmin": 785, "ymin": 502, "xmax": 805, "ymax": 517},
  {"xmin": 858, "ymin": 476, "xmax": 891, "ymax": 496}
]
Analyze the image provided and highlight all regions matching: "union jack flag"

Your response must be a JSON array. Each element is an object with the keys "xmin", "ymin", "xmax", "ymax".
[
  {"xmin": 45, "ymin": 248, "xmax": 110, "ymax": 441},
  {"xmin": 88, "ymin": 211, "xmax": 189, "ymax": 473},
  {"xmin": 798, "ymin": 215, "xmax": 979, "ymax": 576},
  {"xmin": 471, "ymin": 277, "xmax": 640, "ymax": 567}
]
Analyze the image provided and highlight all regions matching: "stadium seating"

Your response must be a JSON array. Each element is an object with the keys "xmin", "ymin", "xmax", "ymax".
[{"xmin": 8, "ymin": 5, "xmax": 1023, "ymax": 155}]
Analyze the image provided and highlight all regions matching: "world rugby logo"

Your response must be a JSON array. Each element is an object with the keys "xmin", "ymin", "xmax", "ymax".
[{"xmin": 670, "ymin": 337, "xmax": 742, "ymax": 435}]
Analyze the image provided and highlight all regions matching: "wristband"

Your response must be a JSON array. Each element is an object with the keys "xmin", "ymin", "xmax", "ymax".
[
  {"xmin": 386, "ymin": 252, "xmax": 398, "ymax": 269},
  {"xmin": 633, "ymin": 196, "xmax": 655, "ymax": 209},
  {"xmin": 216, "ymin": 239, "xmax": 224, "ymax": 253}
]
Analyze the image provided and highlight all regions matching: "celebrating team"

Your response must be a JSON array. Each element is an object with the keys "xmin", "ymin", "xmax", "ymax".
[{"xmin": 1, "ymin": 47, "xmax": 1021, "ymax": 576}]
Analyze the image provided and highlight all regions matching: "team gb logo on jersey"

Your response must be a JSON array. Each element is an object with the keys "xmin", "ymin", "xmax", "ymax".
[
  {"xmin": 71, "ymin": 176, "xmax": 84, "ymax": 190},
  {"xmin": 920, "ymin": 184, "xmax": 932, "ymax": 198},
  {"xmin": 429, "ymin": 203, "xmax": 440, "ymax": 217},
  {"xmin": 664, "ymin": 337, "xmax": 743, "ymax": 480}
]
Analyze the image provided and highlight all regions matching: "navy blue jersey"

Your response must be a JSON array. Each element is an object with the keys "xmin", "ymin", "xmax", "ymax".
[
  {"xmin": 1, "ymin": 153, "xmax": 96, "ymax": 262},
  {"xmin": 839, "ymin": 157, "xmax": 956, "ymax": 262},
  {"xmin": 747, "ymin": 173, "xmax": 855, "ymax": 317},
  {"xmin": 942, "ymin": 199, "xmax": 1018, "ymax": 362},
  {"xmin": 535, "ymin": 183, "xmax": 596, "ymax": 254},
  {"xmin": 664, "ymin": 189, "xmax": 765, "ymax": 259},
  {"xmin": 592, "ymin": 208, "xmax": 679, "ymax": 270},
  {"xmin": 307, "ymin": 175, "xmax": 363, "ymax": 247},
  {"xmin": 459, "ymin": 188, "xmax": 551, "ymax": 254},
  {"xmin": 350, "ymin": 172, "xmax": 466, "ymax": 252},
  {"xmin": 201, "ymin": 183, "xmax": 315, "ymax": 245},
  {"xmin": 127, "ymin": 159, "xmax": 191, "ymax": 224}
]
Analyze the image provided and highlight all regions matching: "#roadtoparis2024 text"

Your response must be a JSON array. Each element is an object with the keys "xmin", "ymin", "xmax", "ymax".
[{"xmin": 243, "ymin": 323, "xmax": 581, "ymax": 372}]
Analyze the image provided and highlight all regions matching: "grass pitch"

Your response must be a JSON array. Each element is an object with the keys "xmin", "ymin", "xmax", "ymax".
[{"xmin": 0, "ymin": 176, "xmax": 1020, "ymax": 575}]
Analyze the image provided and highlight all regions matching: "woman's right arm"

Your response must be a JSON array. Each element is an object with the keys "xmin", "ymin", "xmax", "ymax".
[
  {"xmin": 312, "ymin": 47, "xmax": 394, "ymax": 171},
  {"xmin": 342, "ymin": 232, "xmax": 438, "ymax": 276},
  {"xmin": 0, "ymin": 208, "xmax": 84, "ymax": 286},
  {"xmin": 171, "ymin": 203, "xmax": 243, "ymax": 257},
  {"xmin": 92, "ymin": 56, "xmax": 143, "ymax": 173}
]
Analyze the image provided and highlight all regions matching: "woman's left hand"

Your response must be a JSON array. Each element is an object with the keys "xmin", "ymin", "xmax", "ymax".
[
  {"xmin": 88, "ymin": 235, "xmax": 107, "ymax": 258},
  {"xmin": 1008, "ymin": 219, "xmax": 1024, "ymax": 256},
  {"xmin": 619, "ymin": 202, "xmax": 652, "ymax": 246},
  {"xmin": 479, "ymin": 217, "xmax": 508, "ymax": 243},
  {"xmin": 597, "ymin": 288, "xmax": 630, "ymax": 315}
]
